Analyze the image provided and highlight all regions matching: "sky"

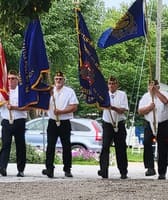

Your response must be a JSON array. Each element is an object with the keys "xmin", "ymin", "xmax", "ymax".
[{"xmin": 103, "ymin": 0, "xmax": 168, "ymax": 9}]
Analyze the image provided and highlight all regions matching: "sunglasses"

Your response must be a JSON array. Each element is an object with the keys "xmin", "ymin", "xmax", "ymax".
[
  {"xmin": 55, "ymin": 78, "xmax": 63, "ymax": 81},
  {"xmin": 8, "ymin": 77, "xmax": 17, "ymax": 80}
]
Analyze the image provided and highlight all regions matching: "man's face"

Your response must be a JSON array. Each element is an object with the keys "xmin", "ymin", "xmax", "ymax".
[
  {"xmin": 8, "ymin": 74, "xmax": 18, "ymax": 89},
  {"xmin": 54, "ymin": 76, "xmax": 65, "ymax": 89},
  {"xmin": 148, "ymin": 81, "xmax": 160, "ymax": 91},
  {"xmin": 108, "ymin": 80, "xmax": 118, "ymax": 93}
]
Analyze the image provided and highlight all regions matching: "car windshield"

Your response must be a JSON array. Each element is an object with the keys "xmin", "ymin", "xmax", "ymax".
[
  {"xmin": 71, "ymin": 121, "xmax": 90, "ymax": 131},
  {"xmin": 26, "ymin": 118, "xmax": 48, "ymax": 131}
]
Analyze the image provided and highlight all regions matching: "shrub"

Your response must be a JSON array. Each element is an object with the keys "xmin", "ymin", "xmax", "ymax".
[
  {"xmin": 72, "ymin": 149, "xmax": 99, "ymax": 165},
  {"xmin": 0, "ymin": 139, "xmax": 45, "ymax": 164},
  {"xmin": 9, "ymin": 141, "xmax": 46, "ymax": 164}
]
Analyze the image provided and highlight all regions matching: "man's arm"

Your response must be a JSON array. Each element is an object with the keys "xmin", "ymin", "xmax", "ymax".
[
  {"xmin": 54, "ymin": 104, "xmax": 78, "ymax": 115},
  {"xmin": 138, "ymin": 102, "xmax": 155, "ymax": 115}
]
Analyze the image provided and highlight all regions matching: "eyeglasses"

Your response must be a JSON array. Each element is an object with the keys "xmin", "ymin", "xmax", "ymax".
[
  {"xmin": 55, "ymin": 78, "xmax": 63, "ymax": 81},
  {"xmin": 8, "ymin": 77, "xmax": 17, "ymax": 80}
]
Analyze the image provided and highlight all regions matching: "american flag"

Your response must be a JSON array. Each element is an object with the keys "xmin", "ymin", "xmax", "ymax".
[{"xmin": 0, "ymin": 41, "xmax": 8, "ymax": 101}]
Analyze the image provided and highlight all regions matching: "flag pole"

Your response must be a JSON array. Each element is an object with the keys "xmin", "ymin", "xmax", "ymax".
[
  {"xmin": 109, "ymin": 109, "xmax": 118, "ymax": 132},
  {"xmin": 42, "ymin": 110, "xmax": 46, "ymax": 152},
  {"xmin": 52, "ymin": 89, "xmax": 61, "ymax": 126},
  {"xmin": 48, "ymin": 72, "xmax": 60, "ymax": 126},
  {"xmin": 144, "ymin": 0, "xmax": 157, "ymax": 135},
  {"xmin": 74, "ymin": 0, "xmax": 81, "ymax": 67}
]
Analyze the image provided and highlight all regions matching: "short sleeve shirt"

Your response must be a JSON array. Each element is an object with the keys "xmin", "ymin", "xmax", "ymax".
[
  {"xmin": 138, "ymin": 91, "xmax": 168, "ymax": 123},
  {"xmin": 102, "ymin": 90, "xmax": 129, "ymax": 123},
  {"xmin": 48, "ymin": 86, "xmax": 79, "ymax": 120},
  {"xmin": 0, "ymin": 86, "xmax": 27, "ymax": 120}
]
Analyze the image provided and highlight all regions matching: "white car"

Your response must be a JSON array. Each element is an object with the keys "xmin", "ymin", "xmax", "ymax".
[
  {"xmin": 25, "ymin": 117, "xmax": 103, "ymax": 152},
  {"xmin": 0, "ymin": 117, "xmax": 143, "ymax": 149}
]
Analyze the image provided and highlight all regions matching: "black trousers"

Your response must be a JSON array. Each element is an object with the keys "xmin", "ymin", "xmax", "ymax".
[
  {"xmin": 144, "ymin": 120, "xmax": 168, "ymax": 175},
  {"xmin": 157, "ymin": 120, "xmax": 168, "ymax": 175},
  {"xmin": 99, "ymin": 121, "xmax": 128, "ymax": 175},
  {"xmin": 143, "ymin": 121, "xmax": 155, "ymax": 169},
  {"xmin": 0, "ymin": 119, "xmax": 26, "ymax": 172},
  {"xmin": 45, "ymin": 119, "xmax": 72, "ymax": 172}
]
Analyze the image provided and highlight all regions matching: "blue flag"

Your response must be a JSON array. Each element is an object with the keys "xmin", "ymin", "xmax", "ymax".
[
  {"xmin": 76, "ymin": 9, "xmax": 110, "ymax": 108},
  {"xmin": 98, "ymin": 0, "xmax": 146, "ymax": 48},
  {"xmin": 19, "ymin": 19, "xmax": 50, "ymax": 110}
]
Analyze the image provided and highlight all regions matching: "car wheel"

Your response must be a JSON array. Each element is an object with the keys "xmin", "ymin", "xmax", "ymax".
[
  {"xmin": 71, "ymin": 144, "xmax": 87, "ymax": 151},
  {"xmin": 71, "ymin": 144, "xmax": 87, "ymax": 156}
]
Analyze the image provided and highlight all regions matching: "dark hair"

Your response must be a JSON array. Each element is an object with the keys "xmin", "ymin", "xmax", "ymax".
[
  {"xmin": 108, "ymin": 76, "xmax": 118, "ymax": 83},
  {"xmin": 8, "ymin": 70, "xmax": 18, "ymax": 76},
  {"xmin": 149, "ymin": 80, "xmax": 159, "ymax": 85}
]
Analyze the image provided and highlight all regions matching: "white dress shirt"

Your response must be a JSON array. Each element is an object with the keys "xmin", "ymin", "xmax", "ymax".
[
  {"xmin": 138, "ymin": 90, "xmax": 168, "ymax": 123},
  {"xmin": 0, "ymin": 86, "xmax": 27, "ymax": 120},
  {"xmin": 102, "ymin": 90, "xmax": 129, "ymax": 124},
  {"xmin": 48, "ymin": 86, "xmax": 79, "ymax": 120}
]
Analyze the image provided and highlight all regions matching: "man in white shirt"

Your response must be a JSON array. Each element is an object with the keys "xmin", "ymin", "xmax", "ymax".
[
  {"xmin": 0, "ymin": 70, "xmax": 27, "ymax": 177},
  {"xmin": 98, "ymin": 76, "xmax": 129, "ymax": 179},
  {"xmin": 42, "ymin": 71, "xmax": 79, "ymax": 178},
  {"xmin": 138, "ymin": 80, "xmax": 168, "ymax": 180}
]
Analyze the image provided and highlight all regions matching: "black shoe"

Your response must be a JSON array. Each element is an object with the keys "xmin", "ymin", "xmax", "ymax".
[
  {"xmin": 17, "ymin": 172, "xmax": 24, "ymax": 177},
  {"xmin": 65, "ymin": 171, "xmax": 73, "ymax": 177},
  {"xmin": 145, "ymin": 168, "xmax": 156, "ymax": 176},
  {"xmin": 158, "ymin": 174, "xmax": 166, "ymax": 180},
  {"xmin": 42, "ymin": 168, "xmax": 54, "ymax": 178},
  {"xmin": 42, "ymin": 169, "xmax": 47, "ymax": 175},
  {"xmin": 0, "ymin": 168, "xmax": 7, "ymax": 176},
  {"xmin": 97, "ymin": 170, "xmax": 108, "ymax": 178},
  {"xmin": 120, "ymin": 174, "xmax": 128, "ymax": 179}
]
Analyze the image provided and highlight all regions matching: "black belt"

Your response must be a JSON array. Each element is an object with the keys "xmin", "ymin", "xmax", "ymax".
[
  {"xmin": 103, "ymin": 120, "xmax": 125, "ymax": 125},
  {"xmin": 145, "ymin": 119, "xmax": 168, "ymax": 125},
  {"xmin": 2, "ymin": 118, "xmax": 26, "ymax": 126},
  {"xmin": 49, "ymin": 119, "xmax": 70, "ymax": 122},
  {"xmin": 3, "ymin": 118, "xmax": 25, "ymax": 122},
  {"xmin": 158, "ymin": 119, "xmax": 168, "ymax": 125}
]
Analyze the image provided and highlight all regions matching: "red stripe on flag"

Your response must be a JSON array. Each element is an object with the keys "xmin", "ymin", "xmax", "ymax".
[{"xmin": 0, "ymin": 41, "xmax": 9, "ymax": 101}]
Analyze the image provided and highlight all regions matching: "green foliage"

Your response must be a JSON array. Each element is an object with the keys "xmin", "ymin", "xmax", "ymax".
[
  {"xmin": 0, "ymin": 139, "xmax": 143, "ymax": 165},
  {"xmin": 72, "ymin": 158, "xmax": 98, "ymax": 165},
  {"xmin": 8, "ymin": 141, "xmax": 45, "ymax": 163},
  {"xmin": 0, "ymin": 0, "xmax": 52, "ymax": 35},
  {"xmin": 0, "ymin": 0, "xmax": 168, "ymax": 120},
  {"xmin": 0, "ymin": 139, "xmax": 61, "ymax": 164}
]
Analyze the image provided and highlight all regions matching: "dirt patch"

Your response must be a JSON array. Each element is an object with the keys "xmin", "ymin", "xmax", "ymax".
[{"xmin": 0, "ymin": 178, "xmax": 167, "ymax": 200}]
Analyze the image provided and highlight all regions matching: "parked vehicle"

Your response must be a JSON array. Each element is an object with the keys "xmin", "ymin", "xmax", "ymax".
[
  {"xmin": 25, "ymin": 117, "xmax": 103, "ymax": 152},
  {"xmin": 0, "ymin": 117, "xmax": 145, "ymax": 150}
]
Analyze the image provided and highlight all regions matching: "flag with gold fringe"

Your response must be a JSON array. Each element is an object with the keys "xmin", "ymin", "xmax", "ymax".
[
  {"xmin": 76, "ymin": 9, "xmax": 110, "ymax": 108},
  {"xmin": 98, "ymin": 0, "xmax": 146, "ymax": 48},
  {"xmin": 19, "ymin": 19, "xmax": 50, "ymax": 110}
]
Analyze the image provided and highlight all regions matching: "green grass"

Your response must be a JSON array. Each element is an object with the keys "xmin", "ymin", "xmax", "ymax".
[
  {"xmin": 1, "ymin": 140, "xmax": 143, "ymax": 165},
  {"xmin": 126, "ymin": 147, "xmax": 143, "ymax": 162},
  {"xmin": 110, "ymin": 147, "xmax": 143, "ymax": 163},
  {"xmin": 71, "ymin": 146, "xmax": 143, "ymax": 165}
]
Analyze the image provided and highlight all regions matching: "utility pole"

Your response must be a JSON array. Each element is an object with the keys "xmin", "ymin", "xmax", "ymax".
[{"xmin": 155, "ymin": 0, "xmax": 162, "ymax": 82}]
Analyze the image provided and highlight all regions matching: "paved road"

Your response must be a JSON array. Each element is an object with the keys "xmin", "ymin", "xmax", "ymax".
[{"xmin": 0, "ymin": 162, "xmax": 161, "ymax": 182}]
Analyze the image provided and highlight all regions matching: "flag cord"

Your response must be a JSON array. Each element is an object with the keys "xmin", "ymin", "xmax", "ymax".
[
  {"xmin": 145, "ymin": 0, "xmax": 157, "ymax": 134},
  {"xmin": 127, "ymin": 0, "xmax": 155, "ymax": 131},
  {"xmin": 48, "ymin": 72, "xmax": 60, "ymax": 126}
]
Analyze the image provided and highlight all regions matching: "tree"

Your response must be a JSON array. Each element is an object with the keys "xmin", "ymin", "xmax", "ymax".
[
  {"xmin": 1, "ymin": 0, "xmax": 168, "ymax": 119},
  {"xmin": 0, "ymin": 0, "xmax": 52, "ymax": 33}
]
